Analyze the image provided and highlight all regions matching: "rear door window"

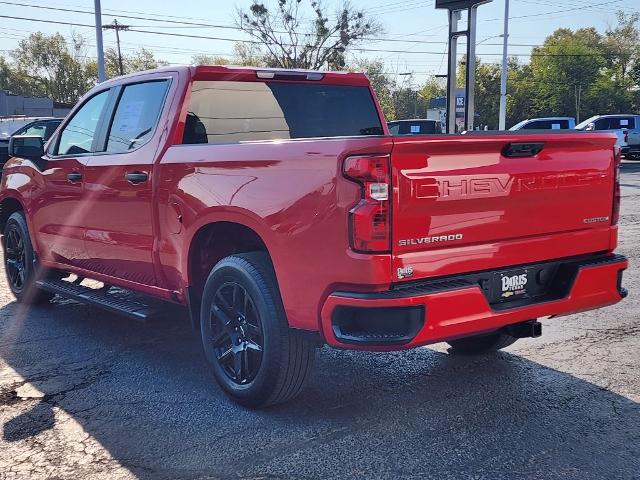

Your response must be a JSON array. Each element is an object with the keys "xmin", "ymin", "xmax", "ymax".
[
  {"xmin": 183, "ymin": 81, "xmax": 383, "ymax": 144},
  {"xmin": 522, "ymin": 120, "xmax": 550, "ymax": 129},
  {"xmin": 610, "ymin": 117, "xmax": 635, "ymax": 129},
  {"xmin": 106, "ymin": 80, "xmax": 169, "ymax": 153}
]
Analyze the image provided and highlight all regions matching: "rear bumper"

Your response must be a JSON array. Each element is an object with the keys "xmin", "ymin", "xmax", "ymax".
[{"xmin": 320, "ymin": 254, "xmax": 628, "ymax": 351}]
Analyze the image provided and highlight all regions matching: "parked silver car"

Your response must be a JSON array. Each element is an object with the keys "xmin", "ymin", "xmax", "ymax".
[{"xmin": 576, "ymin": 114, "xmax": 640, "ymax": 159}]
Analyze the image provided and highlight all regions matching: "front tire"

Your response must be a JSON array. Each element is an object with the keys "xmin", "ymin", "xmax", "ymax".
[
  {"xmin": 3, "ymin": 211, "xmax": 54, "ymax": 304},
  {"xmin": 447, "ymin": 332, "xmax": 517, "ymax": 355},
  {"xmin": 200, "ymin": 252, "xmax": 315, "ymax": 408}
]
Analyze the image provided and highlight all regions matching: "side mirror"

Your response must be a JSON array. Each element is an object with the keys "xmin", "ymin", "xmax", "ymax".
[
  {"xmin": 8, "ymin": 135, "xmax": 44, "ymax": 160},
  {"xmin": 584, "ymin": 123, "xmax": 595, "ymax": 132}
]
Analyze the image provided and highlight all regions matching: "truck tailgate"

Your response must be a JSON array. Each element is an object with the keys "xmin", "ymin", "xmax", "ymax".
[{"xmin": 391, "ymin": 132, "xmax": 617, "ymax": 282}]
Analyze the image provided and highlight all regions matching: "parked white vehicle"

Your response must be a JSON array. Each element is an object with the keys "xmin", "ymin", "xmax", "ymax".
[
  {"xmin": 576, "ymin": 115, "xmax": 640, "ymax": 159},
  {"xmin": 0, "ymin": 116, "xmax": 55, "ymax": 138},
  {"xmin": 509, "ymin": 117, "xmax": 576, "ymax": 131}
]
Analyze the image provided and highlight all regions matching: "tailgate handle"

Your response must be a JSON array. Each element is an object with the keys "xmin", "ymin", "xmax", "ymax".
[{"xmin": 503, "ymin": 142, "xmax": 544, "ymax": 157}]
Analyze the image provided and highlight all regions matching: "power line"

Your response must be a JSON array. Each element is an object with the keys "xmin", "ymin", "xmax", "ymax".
[
  {"xmin": 0, "ymin": 0, "xmax": 628, "ymax": 46},
  {"xmin": 0, "ymin": 13, "xmax": 633, "ymax": 59}
]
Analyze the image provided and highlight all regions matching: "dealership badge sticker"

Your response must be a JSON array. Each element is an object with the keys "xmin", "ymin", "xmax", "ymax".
[
  {"xmin": 397, "ymin": 266, "xmax": 414, "ymax": 279},
  {"xmin": 501, "ymin": 273, "xmax": 528, "ymax": 298}
]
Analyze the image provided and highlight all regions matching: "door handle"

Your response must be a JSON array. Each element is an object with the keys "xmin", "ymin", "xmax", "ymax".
[
  {"xmin": 125, "ymin": 172, "xmax": 148, "ymax": 184},
  {"xmin": 67, "ymin": 172, "xmax": 82, "ymax": 182},
  {"xmin": 502, "ymin": 142, "xmax": 544, "ymax": 158}
]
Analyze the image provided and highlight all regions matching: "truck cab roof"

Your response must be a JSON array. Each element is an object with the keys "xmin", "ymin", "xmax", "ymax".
[{"xmin": 100, "ymin": 64, "xmax": 371, "ymax": 87}]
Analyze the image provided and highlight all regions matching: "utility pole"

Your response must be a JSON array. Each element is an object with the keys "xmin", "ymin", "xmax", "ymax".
[
  {"xmin": 103, "ymin": 19, "xmax": 130, "ymax": 76},
  {"xmin": 498, "ymin": 0, "xmax": 509, "ymax": 130},
  {"xmin": 94, "ymin": 0, "xmax": 106, "ymax": 82}
]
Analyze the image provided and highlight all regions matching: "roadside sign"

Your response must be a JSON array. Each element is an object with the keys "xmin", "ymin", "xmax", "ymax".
[{"xmin": 435, "ymin": 0, "xmax": 492, "ymax": 9}]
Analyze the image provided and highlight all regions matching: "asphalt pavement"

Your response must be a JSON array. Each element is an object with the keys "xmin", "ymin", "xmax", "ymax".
[{"xmin": 1, "ymin": 163, "xmax": 639, "ymax": 479}]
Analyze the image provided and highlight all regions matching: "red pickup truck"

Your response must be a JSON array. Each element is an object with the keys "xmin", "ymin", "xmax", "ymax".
[{"xmin": 0, "ymin": 66, "xmax": 627, "ymax": 407}]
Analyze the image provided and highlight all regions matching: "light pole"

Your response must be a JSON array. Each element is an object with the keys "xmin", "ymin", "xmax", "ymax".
[
  {"xmin": 94, "ymin": 0, "xmax": 106, "ymax": 82},
  {"xmin": 498, "ymin": 0, "xmax": 510, "ymax": 130}
]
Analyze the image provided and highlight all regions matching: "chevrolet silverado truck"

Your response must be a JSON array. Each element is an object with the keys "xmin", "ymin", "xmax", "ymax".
[{"xmin": 0, "ymin": 66, "xmax": 628, "ymax": 407}]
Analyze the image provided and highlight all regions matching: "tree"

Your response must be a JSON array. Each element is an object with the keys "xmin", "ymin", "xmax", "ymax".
[
  {"xmin": 237, "ymin": 0, "xmax": 382, "ymax": 70},
  {"xmin": 105, "ymin": 47, "xmax": 167, "ymax": 78},
  {"xmin": 0, "ymin": 56, "xmax": 31, "ymax": 95},
  {"xmin": 418, "ymin": 78, "xmax": 445, "ymax": 108},
  {"xmin": 191, "ymin": 43, "xmax": 267, "ymax": 67},
  {"xmin": 10, "ymin": 32, "xmax": 95, "ymax": 104},
  {"xmin": 348, "ymin": 58, "xmax": 395, "ymax": 120},
  {"xmin": 191, "ymin": 54, "xmax": 231, "ymax": 65},
  {"xmin": 232, "ymin": 42, "xmax": 268, "ymax": 66},
  {"xmin": 603, "ymin": 12, "xmax": 639, "ymax": 81},
  {"xmin": 523, "ymin": 28, "xmax": 607, "ymax": 121}
]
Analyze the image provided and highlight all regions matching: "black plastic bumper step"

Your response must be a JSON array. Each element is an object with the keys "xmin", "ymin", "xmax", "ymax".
[{"xmin": 36, "ymin": 278, "xmax": 155, "ymax": 321}]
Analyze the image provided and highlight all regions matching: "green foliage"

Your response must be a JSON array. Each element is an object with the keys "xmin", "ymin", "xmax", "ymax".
[
  {"xmin": 237, "ymin": 0, "xmax": 382, "ymax": 69},
  {"xmin": 348, "ymin": 58, "xmax": 395, "ymax": 120},
  {"xmin": 9, "ymin": 32, "xmax": 96, "ymax": 104},
  {"xmin": 418, "ymin": 78, "xmax": 446, "ymax": 107},
  {"xmin": 105, "ymin": 47, "xmax": 167, "ymax": 78},
  {"xmin": 501, "ymin": 15, "xmax": 639, "ymax": 126},
  {"xmin": 191, "ymin": 54, "xmax": 231, "ymax": 66}
]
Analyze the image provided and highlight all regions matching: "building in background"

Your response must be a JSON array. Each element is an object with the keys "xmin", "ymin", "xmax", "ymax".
[{"xmin": 0, "ymin": 90, "xmax": 72, "ymax": 118}]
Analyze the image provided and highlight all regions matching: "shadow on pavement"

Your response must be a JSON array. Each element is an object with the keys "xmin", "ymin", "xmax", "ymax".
[{"xmin": 0, "ymin": 298, "xmax": 638, "ymax": 479}]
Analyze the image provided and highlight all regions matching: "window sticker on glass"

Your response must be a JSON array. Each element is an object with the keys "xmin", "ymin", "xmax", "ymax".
[
  {"xmin": 620, "ymin": 119, "xmax": 629, "ymax": 126},
  {"xmin": 116, "ymin": 100, "xmax": 145, "ymax": 134},
  {"xmin": 410, "ymin": 125, "xmax": 420, "ymax": 133},
  {"xmin": 551, "ymin": 123, "xmax": 561, "ymax": 130}
]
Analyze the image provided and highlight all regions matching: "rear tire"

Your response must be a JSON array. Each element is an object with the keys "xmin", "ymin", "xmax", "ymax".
[
  {"xmin": 200, "ymin": 252, "xmax": 316, "ymax": 408},
  {"xmin": 447, "ymin": 332, "xmax": 517, "ymax": 355},
  {"xmin": 3, "ymin": 211, "xmax": 55, "ymax": 304}
]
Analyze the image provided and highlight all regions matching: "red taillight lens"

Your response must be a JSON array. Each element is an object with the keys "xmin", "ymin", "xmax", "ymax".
[
  {"xmin": 343, "ymin": 155, "xmax": 390, "ymax": 253},
  {"xmin": 612, "ymin": 146, "xmax": 621, "ymax": 225}
]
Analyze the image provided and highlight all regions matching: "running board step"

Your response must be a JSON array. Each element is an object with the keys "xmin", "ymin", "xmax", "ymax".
[{"xmin": 36, "ymin": 278, "xmax": 155, "ymax": 321}]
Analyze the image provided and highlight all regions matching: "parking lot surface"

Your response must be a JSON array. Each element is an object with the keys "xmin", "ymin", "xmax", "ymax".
[{"xmin": 1, "ymin": 164, "xmax": 639, "ymax": 480}]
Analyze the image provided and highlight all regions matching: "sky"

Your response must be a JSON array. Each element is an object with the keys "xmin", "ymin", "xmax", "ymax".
[{"xmin": 0, "ymin": 0, "xmax": 638, "ymax": 84}]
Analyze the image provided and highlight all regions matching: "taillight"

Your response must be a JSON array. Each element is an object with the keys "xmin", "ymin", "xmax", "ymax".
[
  {"xmin": 343, "ymin": 155, "xmax": 391, "ymax": 253},
  {"xmin": 612, "ymin": 146, "xmax": 621, "ymax": 225}
]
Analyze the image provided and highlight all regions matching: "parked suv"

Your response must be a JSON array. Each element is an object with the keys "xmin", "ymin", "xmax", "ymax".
[
  {"xmin": 576, "ymin": 114, "xmax": 640, "ymax": 157},
  {"xmin": 509, "ymin": 117, "xmax": 576, "ymax": 131},
  {"xmin": 0, "ymin": 66, "xmax": 627, "ymax": 407},
  {"xmin": 388, "ymin": 119, "xmax": 442, "ymax": 135}
]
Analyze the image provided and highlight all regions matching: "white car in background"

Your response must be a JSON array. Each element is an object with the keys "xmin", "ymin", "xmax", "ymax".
[
  {"xmin": 509, "ymin": 117, "xmax": 576, "ymax": 131},
  {"xmin": 576, "ymin": 114, "xmax": 640, "ymax": 159}
]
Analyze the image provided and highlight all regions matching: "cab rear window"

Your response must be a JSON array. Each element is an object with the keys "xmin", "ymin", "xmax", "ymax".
[{"xmin": 182, "ymin": 81, "xmax": 383, "ymax": 144}]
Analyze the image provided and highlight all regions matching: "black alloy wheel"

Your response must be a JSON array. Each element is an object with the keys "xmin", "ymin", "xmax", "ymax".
[
  {"xmin": 200, "ymin": 252, "xmax": 316, "ymax": 408},
  {"xmin": 209, "ymin": 281, "xmax": 264, "ymax": 385},
  {"xmin": 3, "ymin": 211, "xmax": 55, "ymax": 303},
  {"xmin": 5, "ymin": 226, "xmax": 26, "ymax": 293}
]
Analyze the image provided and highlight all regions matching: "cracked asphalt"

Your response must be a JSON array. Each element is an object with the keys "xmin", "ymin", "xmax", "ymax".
[{"xmin": 1, "ymin": 164, "xmax": 639, "ymax": 480}]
